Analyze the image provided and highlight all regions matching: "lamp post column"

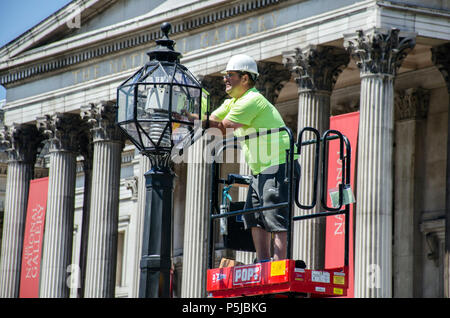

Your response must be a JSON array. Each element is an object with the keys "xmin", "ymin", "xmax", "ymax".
[
  {"xmin": 139, "ymin": 154, "xmax": 174, "ymax": 298},
  {"xmin": 115, "ymin": 22, "xmax": 205, "ymax": 298}
]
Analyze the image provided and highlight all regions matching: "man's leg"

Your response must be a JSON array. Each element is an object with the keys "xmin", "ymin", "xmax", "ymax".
[
  {"xmin": 273, "ymin": 231, "xmax": 287, "ymax": 260},
  {"xmin": 251, "ymin": 227, "xmax": 271, "ymax": 261}
]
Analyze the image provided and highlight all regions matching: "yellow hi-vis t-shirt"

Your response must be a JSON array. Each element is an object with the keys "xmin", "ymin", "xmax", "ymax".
[{"xmin": 211, "ymin": 87, "xmax": 294, "ymax": 175}]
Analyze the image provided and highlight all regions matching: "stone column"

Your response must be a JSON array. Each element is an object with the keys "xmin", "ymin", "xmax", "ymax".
[
  {"xmin": 181, "ymin": 76, "xmax": 225, "ymax": 297},
  {"xmin": 431, "ymin": 43, "xmax": 450, "ymax": 298},
  {"xmin": 130, "ymin": 154, "xmax": 149, "ymax": 297},
  {"xmin": 283, "ymin": 45, "xmax": 349, "ymax": 269},
  {"xmin": 77, "ymin": 130, "xmax": 93, "ymax": 298},
  {"xmin": 37, "ymin": 113, "xmax": 83, "ymax": 297},
  {"xmin": 345, "ymin": 28, "xmax": 415, "ymax": 297},
  {"xmin": 393, "ymin": 88, "xmax": 430, "ymax": 297},
  {"xmin": 0, "ymin": 124, "xmax": 42, "ymax": 297},
  {"xmin": 81, "ymin": 102, "xmax": 124, "ymax": 298},
  {"xmin": 181, "ymin": 134, "xmax": 211, "ymax": 297}
]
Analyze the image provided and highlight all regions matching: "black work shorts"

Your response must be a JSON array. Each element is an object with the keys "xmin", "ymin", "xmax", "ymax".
[{"xmin": 243, "ymin": 162, "xmax": 300, "ymax": 232}]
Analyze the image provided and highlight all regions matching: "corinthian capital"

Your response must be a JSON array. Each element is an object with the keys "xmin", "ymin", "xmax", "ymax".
[
  {"xmin": 283, "ymin": 45, "xmax": 349, "ymax": 93},
  {"xmin": 395, "ymin": 87, "xmax": 430, "ymax": 121},
  {"xmin": 344, "ymin": 28, "xmax": 416, "ymax": 76},
  {"xmin": 36, "ymin": 113, "xmax": 84, "ymax": 153},
  {"xmin": 80, "ymin": 101, "xmax": 124, "ymax": 144},
  {"xmin": 0, "ymin": 123, "xmax": 43, "ymax": 163},
  {"xmin": 255, "ymin": 61, "xmax": 291, "ymax": 104}
]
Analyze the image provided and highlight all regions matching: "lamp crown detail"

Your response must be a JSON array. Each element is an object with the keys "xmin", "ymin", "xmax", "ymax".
[{"xmin": 147, "ymin": 22, "xmax": 181, "ymax": 63}]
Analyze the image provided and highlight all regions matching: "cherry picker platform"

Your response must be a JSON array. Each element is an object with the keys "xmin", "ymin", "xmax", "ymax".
[{"xmin": 206, "ymin": 126, "xmax": 352, "ymax": 298}]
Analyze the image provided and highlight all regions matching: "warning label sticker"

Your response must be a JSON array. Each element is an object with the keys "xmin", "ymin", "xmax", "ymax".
[
  {"xmin": 311, "ymin": 271, "xmax": 330, "ymax": 283},
  {"xmin": 270, "ymin": 260, "xmax": 286, "ymax": 277},
  {"xmin": 333, "ymin": 274, "xmax": 345, "ymax": 285}
]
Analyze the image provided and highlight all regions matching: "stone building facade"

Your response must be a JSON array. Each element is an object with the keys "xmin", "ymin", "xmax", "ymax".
[{"xmin": 0, "ymin": 0, "xmax": 449, "ymax": 298}]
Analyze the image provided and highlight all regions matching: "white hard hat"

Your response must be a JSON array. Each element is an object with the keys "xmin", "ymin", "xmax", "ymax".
[{"xmin": 222, "ymin": 54, "xmax": 259, "ymax": 79}]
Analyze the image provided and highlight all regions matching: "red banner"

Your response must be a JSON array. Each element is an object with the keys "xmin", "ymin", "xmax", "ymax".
[
  {"xmin": 324, "ymin": 112, "xmax": 359, "ymax": 298},
  {"xmin": 19, "ymin": 177, "xmax": 49, "ymax": 298}
]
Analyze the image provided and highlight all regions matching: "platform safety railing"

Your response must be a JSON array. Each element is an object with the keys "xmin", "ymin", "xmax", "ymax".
[{"xmin": 207, "ymin": 126, "xmax": 352, "ymax": 270}]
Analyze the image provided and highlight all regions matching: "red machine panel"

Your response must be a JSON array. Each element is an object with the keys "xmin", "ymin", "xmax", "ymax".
[{"xmin": 207, "ymin": 259, "xmax": 348, "ymax": 298}]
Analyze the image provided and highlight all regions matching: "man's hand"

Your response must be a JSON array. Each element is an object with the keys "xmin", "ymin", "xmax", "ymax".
[
  {"xmin": 201, "ymin": 119, "xmax": 209, "ymax": 130},
  {"xmin": 206, "ymin": 115, "xmax": 243, "ymax": 135},
  {"xmin": 222, "ymin": 118, "xmax": 243, "ymax": 130}
]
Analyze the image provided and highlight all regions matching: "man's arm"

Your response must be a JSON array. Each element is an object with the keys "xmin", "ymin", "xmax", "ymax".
[{"xmin": 207, "ymin": 114, "xmax": 243, "ymax": 135}]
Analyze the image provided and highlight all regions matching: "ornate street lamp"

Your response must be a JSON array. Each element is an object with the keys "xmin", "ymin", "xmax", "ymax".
[{"xmin": 116, "ymin": 22, "xmax": 209, "ymax": 297}]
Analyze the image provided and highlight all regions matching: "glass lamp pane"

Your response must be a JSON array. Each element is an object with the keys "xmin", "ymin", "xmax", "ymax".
[
  {"xmin": 173, "ymin": 65, "xmax": 200, "ymax": 87},
  {"xmin": 171, "ymin": 85, "xmax": 188, "ymax": 119},
  {"xmin": 201, "ymin": 88, "xmax": 210, "ymax": 120},
  {"xmin": 139, "ymin": 120, "xmax": 172, "ymax": 149},
  {"xmin": 120, "ymin": 121, "xmax": 142, "ymax": 149},
  {"xmin": 187, "ymin": 87, "xmax": 201, "ymax": 120},
  {"xmin": 170, "ymin": 85, "xmax": 202, "ymax": 125},
  {"xmin": 117, "ymin": 85, "xmax": 135, "ymax": 122},
  {"xmin": 141, "ymin": 63, "xmax": 175, "ymax": 84},
  {"xmin": 136, "ymin": 84, "xmax": 172, "ymax": 120},
  {"xmin": 122, "ymin": 67, "xmax": 146, "ymax": 86},
  {"xmin": 172, "ymin": 122, "xmax": 194, "ymax": 150},
  {"xmin": 145, "ymin": 85, "xmax": 171, "ymax": 112}
]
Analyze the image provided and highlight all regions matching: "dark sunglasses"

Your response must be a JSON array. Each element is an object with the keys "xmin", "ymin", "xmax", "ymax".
[{"xmin": 223, "ymin": 72, "xmax": 242, "ymax": 80}]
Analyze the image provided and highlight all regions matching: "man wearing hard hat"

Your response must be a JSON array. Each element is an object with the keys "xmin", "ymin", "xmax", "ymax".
[{"xmin": 207, "ymin": 54, "xmax": 299, "ymax": 263}]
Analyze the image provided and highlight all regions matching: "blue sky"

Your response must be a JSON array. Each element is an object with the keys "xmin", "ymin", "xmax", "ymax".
[{"xmin": 0, "ymin": 0, "xmax": 73, "ymax": 101}]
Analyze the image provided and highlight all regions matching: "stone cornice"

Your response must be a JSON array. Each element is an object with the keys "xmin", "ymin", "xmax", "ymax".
[{"xmin": 0, "ymin": 0, "xmax": 287, "ymax": 86}]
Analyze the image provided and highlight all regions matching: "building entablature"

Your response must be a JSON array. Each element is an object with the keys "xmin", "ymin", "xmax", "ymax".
[{"xmin": 0, "ymin": 0, "xmax": 289, "ymax": 87}]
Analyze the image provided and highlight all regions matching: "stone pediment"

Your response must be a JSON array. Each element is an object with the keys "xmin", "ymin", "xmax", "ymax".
[
  {"xmin": 0, "ymin": 0, "xmax": 215, "ymax": 66},
  {"xmin": 0, "ymin": 0, "xmax": 116, "ymax": 61}
]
